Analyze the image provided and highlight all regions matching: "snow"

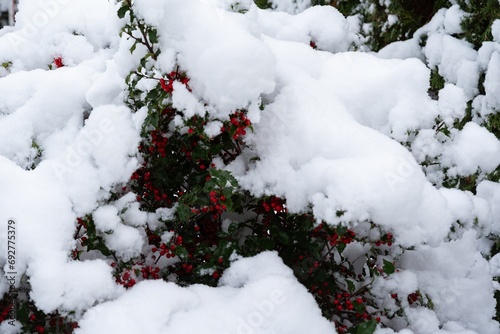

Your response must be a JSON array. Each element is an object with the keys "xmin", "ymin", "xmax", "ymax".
[
  {"xmin": 267, "ymin": 0, "xmax": 311, "ymax": 14},
  {"xmin": 93, "ymin": 204, "xmax": 144, "ymax": 260},
  {"xmin": 399, "ymin": 231, "xmax": 498, "ymax": 334},
  {"xmin": 0, "ymin": 0, "xmax": 499, "ymax": 333},
  {"xmin": 484, "ymin": 51, "xmax": 500, "ymax": 108},
  {"xmin": 0, "ymin": 0, "xmax": 9, "ymax": 12},
  {"xmin": 441, "ymin": 122, "xmax": 500, "ymax": 176},
  {"xmin": 492, "ymin": 19, "xmax": 500, "ymax": 42},
  {"xmin": 319, "ymin": 53, "xmax": 436, "ymax": 140},
  {"xmin": 444, "ymin": 5, "xmax": 466, "ymax": 35},
  {"xmin": 75, "ymin": 252, "xmax": 335, "ymax": 334},
  {"xmin": 425, "ymin": 34, "xmax": 478, "ymax": 98},
  {"xmin": 438, "ymin": 84, "xmax": 468, "ymax": 126},
  {"xmin": 135, "ymin": 0, "xmax": 276, "ymax": 115},
  {"xmin": 477, "ymin": 181, "xmax": 500, "ymax": 234}
]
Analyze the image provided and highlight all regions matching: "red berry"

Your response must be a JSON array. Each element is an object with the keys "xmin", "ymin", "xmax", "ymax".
[{"xmin": 54, "ymin": 57, "xmax": 64, "ymax": 68}]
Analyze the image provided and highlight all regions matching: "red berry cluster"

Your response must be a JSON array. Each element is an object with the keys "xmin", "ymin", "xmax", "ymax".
[
  {"xmin": 180, "ymin": 262, "xmax": 194, "ymax": 274},
  {"xmin": 159, "ymin": 70, "xmax": 190, "ymax": 93},
  {"xmin": 332, "ymin": 293, "xmax": 363, "ymax": 312},
  {"xmin": 0, "ymin": 304, "xmax": 12, "ymax": 323},
  {"xmin": 311, "ymin": 223, "xmax": 356, "ymax": 245},
  {"xmin": 116, "ymin": 270, "xmax": 136, "ymax": 288},
  {"xmin": 407, "ymin": 291, "xmax": 421, "ymax": 305},
  {"xmin": 71, "ymin": 217, "xmax": 93, "ymax": 260},
  {"xmin": 390, "ymin": 290, "xmax": 423, "ymax": 310},
  {"xmin": 131, "ymin": 168, "xmax": 171, "ymax": 205},
  {"xmin": 310, "ymin": 283, "xmax": 379, "ymax": 332},
  {"xmin": 187, "ymin": 189, "xmax": 228, "ymax": 220},
  {"xmin": 208, "ymin": 189, "xmax": 227, "ymax": 216},
  {"xmin": 2, "ymin": 305, "xmax": 78, "ymax": 334},
  {"xmin": 375, "ymin": 233, "xmax": 393, "ymax": 247},
  {"xmin": 224, "ymin": 111, "xmax": 251, "ymax": 140},
  {"xmin": 141, "ymin": 265, "xmax": 161, "ymax": 279},
  {"xmin": 258, "ymin": 196, "xmax": 287, "ymax": 214},
  {"xmin": 148, "ymin": 130, "xmax": 168, "ymax": 158},
  {"xmin": 328, "ymin": 229, "xmax": 356, "ymax": 247},
  {"xmin": 152, "ymin": 242, "xmax": 176, "ymax": 260},
  {"xmin": 53, "ymin": 56, "xmax": 64, "ymax": 68}
]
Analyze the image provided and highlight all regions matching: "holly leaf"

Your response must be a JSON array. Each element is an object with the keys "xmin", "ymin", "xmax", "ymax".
[
  {"xmin": 117, "ymin": 4, "xmax": 129, "ymax": 19},
  {"xmin": 148, "ymin": 29, "xmax": 159, "ymax": 44},
  {"xmin": 176, "ymin": 203, "xmax": 191, "ymax": 223},
  {"xmin": 174, "ymin": 246, "xmax": 189, "ymax": 261},
  {"xmin": 346, "ymin": 279, "xmax": 355, "ymax": 293},
  {"xmin": 349, "ymin": 320, "xmax": 377, "ymax": 334},
  {"xmin": 383, "ymin": 259, "xmax": 395, "ymax": 275},
  {"xmin": 276, "ymin": 230, "xmax": 291, "ymax": 245}
]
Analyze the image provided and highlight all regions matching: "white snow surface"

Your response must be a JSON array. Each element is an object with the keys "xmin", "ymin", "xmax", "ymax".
[
  {"xmin": 75, "ymin": 252, "xmax": 335, "ymax": 334},
  {"xmin": 0, "ymin": 0, "xmax": 498, "ymax": 333}
]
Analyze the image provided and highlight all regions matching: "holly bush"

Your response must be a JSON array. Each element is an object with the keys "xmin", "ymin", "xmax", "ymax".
[
  {"xmin": 77, "ymin": 2, "xmax": 430, "ymax": 334},
  {"xmin": 0, "ymin": 2, "xmax": 425, "ymax": 333}
]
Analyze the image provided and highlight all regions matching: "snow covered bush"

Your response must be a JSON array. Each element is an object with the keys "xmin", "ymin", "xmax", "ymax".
[{"xmin": 0, "ymin": 0, "xmax": 499, "ymax": 334}]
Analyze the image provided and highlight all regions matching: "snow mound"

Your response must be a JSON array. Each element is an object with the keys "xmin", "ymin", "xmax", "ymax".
[{"xmin": 75, "ymin": 252, "xmax": 336, "ymax": 334}]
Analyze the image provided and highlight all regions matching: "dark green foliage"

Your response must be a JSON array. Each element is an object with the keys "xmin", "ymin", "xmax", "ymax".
[
  {"xmin": 334, "ymin": 0, "xmax": 451, "ymax": 51},
  {"xmin": 457, "ymin": 0, "xmax": 500, "ymax": 49},
  {"xmin": 254, "ymin": 0, "xmax": 272, "ymax": 9}
]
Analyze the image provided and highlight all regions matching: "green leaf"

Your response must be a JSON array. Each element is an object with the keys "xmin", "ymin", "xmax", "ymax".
[
  {"xmin": 383, "ymin": 259, "xmax": 395, "ymax": 275},
  {"xmin": 346, "ymin": 279, "xmax": 355, "ymax": 293},
  {"xmin": 337, "ymin": 242, "xmax": 346, "ymax": 254},
  {"xmin": 228, "ymin": 222, "xmax": 239, "ymax": 233},
  {"xmin": 16, "ymin": 301, "xmax": 29, "ymax": 324},
  {"xmin": 309, "ymin": 247, "xmax": 322, "ymax": 261},
  {"xmin": 259, "ymin": 238, "xmax": 275, "ymax": 251},
  {"xmin": 174, "ymin": 246, "xmax": 189, "ymax": 260},
  {"xmin": 129, "ymin": 42, "xmax": 137, "ymax": 54},
  {"xmin": 349, "ymin": 319, "xmax": 377, "ymax": 334},
  {"xmin": 336, "ymin": 225, "xmax": 347, "ymax": 235},
  {"xmin": 176, "ymin": 203, "xmax": 191, "ymax": 223},
  {"xmin": 117, "ymin": 4, "xmax": 129, "ymax": 19},
  {"xmin": 148, "ymin": 29, "xmax": 159, "ymax": 44},
  {"xmin": 353, "ymin": 300, "xmax": 365, "ymax": 313},
  {"xmin": 95, "ymin": 242, "xmax": 112, "ymax": 256},
  {"xmin": 276, "ymin": 230, "xmax": 291, "ymax": 245}
]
